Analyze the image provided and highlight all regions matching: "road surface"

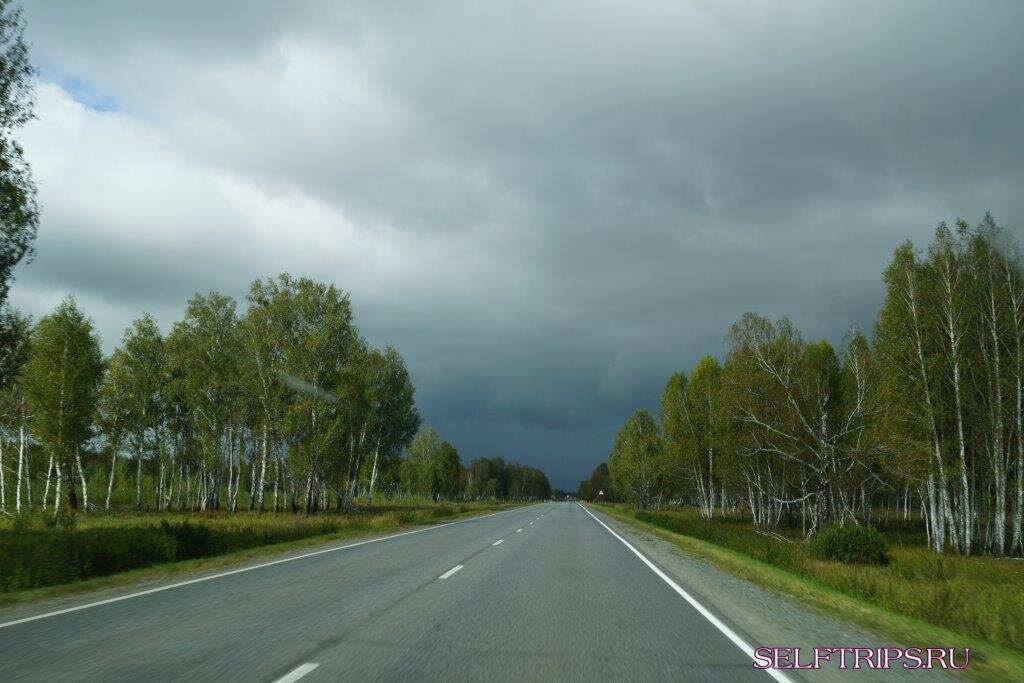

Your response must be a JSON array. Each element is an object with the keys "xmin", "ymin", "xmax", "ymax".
[{"xmin": 0, "ymin": 503, "xmax": 778, "ymax": 682}]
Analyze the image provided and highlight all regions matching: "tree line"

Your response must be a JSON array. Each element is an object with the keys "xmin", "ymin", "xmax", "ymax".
[
  {"xmin": 0, "ymin": 275, "xmax": 551, "ymax": 517},
  {"xmin": 591, "ymin": 214, "xmax": 1024, "ymax": 557},
  {"xmin": 399, "ymin": 427, "xmax": 551, "ymax": 501},
  {"xmin": 0, "ymin": 8, "xmax": 553, "ymax": 516}
]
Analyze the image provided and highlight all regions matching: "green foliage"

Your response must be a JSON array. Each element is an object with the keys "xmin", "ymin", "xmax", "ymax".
[
  {"xmin": 431, "ymin": 503, "xmax": 456, "ymax": 518},
  {"xmin": 809, "ymin": 523, "xmax": 890, "ymax": 565},
  {"xmin": 608, "ymin": 409, "xmax": 664, "ymax": 507},
  {"xmin": 0, "ymin": 0, "xmax": 38, "ymax": 307},
  {"xmin": 463, "ymin": 455, "xmax": 551, "ymax": 500},
  {"xmin": 54, "ymin": 506, "xmax": 76, "ymax": 530},
  {"xmin": 21, "ymin": 298, "xmax": 103, "ymax": 509},
  {"xmin": 577, "ymin": 462, "xmax": 612, "ymax": 501}
]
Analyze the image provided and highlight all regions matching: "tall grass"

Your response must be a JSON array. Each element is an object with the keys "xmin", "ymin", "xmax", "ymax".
[
  {"xmin": 0, "ymin": 501, "xmax": 488, "ymax": 593},
  {"xmin": 628, "ymin": 507, "xmax": 1024, "ymax": 651}
]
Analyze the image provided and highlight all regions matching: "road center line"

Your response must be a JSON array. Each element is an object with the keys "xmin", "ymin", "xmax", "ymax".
[
  {"xmin": 492, "ymin": 539, "xmax": 504, "ymax": 546},
  {"xmin": 438, "ymin": 565, "xmax": 463, "ymax": 579},
  {"xmin": 516, "ymin": 528, "xmax": 523, "ymax": 532},
  {"xmin": 0, "ymin": 506, "xmax": 528, "ymax": 630},
  {"xmin": 274, "ymin": 662, "xmax": 319, "ymax": 683},
  {"xmin": 577, "ymin": 503, "xmax": 792, "ymax": 683}
]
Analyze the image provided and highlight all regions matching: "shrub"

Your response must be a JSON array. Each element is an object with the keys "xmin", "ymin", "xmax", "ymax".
[
  {"xmin": 809, "ymin": 523, "xmax": 890, "ymax": 566},
  {"xmin": 160, "ymin": 520, "xmax": 215, "ymax": 559},
  {"xmin": 55, "ymin": 507, "xmax": 77, "ymax": 530},
  {"xmin": 396, "ymin": 510, "xmax": 417, "ymax": 525},
  {"xmin": 432, "ymin": 504, "xmax": 456, "ymax": 518}
]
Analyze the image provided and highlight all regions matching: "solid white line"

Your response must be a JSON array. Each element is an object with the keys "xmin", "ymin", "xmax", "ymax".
[
  {"xmin": 576, "ymin": 503, "xmax": 791, "ymax": 683},
  {"xmin": 492, "ymin": 539, "xmax": 504, "ymax": 546},
  {"xmin": 438, "ymin": 565, "xmax": 463, "ymax": 579},
  {"xmin": 0, "ymin": 506, "xmax": 526, "ymax": 630},
  {"xmin": 275, "ymin": 662, "xmax": 319, "ymax": 683}
]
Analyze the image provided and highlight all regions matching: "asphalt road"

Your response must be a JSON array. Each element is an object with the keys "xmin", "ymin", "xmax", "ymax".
[{"xmin": 0, "ymin": 503, "xmax": 775, "ymax": 682}]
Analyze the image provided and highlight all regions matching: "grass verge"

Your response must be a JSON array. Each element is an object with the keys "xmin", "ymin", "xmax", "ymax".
[
  {"xmin": 0, "ymin": 501, "xmax": 519, "ymax": 610},
  {"xmin": 594, "ymin": 504, "xmax": 1024, "ymax": 682}
]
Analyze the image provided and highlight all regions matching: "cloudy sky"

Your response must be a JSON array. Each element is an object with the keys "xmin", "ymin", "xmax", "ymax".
[{"xmin": 12, "ymin": 1, "xmax": 1024, "ymax": 489}]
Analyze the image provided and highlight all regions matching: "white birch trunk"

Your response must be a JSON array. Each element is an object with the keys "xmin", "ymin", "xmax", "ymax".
[
  {"xmin": 75, "ymin": 448, "xmax": 88, "ymax": 511},
  {"xmin": 256, "ymin": 422, "xmax": 268, "ymax": 511},
  {"xmin": 42, "ymin": 452, "xmax": 54, "ymax": 511},
  {"xmin": 367, "ymin": 438, "xmax": 381, "ymax": 508},
  {"xmin": 53, "ymin": 459, "xmax": 63, "ymax": 518},
  {"xmin": 105, "ymin": 451, "xmax": 116, "ymax": 510},
  {"xmin": 15, "ymin": 423, "xmax": 25, "ymax": 512}
]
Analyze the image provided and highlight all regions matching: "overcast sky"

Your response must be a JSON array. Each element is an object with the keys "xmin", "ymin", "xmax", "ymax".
[{"xmin": 12, "ymin": 1, "xmax": 1024, "ymax": 489}]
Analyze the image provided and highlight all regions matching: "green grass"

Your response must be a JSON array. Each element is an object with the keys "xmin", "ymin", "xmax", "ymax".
[
  {"xmin": 596, "ymin": 504, "xmax": 1024, "ymax": 682},
  {"xmin": 0, "ymin": 500, "xmax": 513, "ymax": 600}
]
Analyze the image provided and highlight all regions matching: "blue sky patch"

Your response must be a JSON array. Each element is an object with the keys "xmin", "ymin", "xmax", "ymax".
[{"xmin": 59, "ymin": 75, "xmax": 117, "ymax": 112}]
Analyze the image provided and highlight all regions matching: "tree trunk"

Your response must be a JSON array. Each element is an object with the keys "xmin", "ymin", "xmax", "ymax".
[
  {"xmin": 256, "ymin": 423, "xmax": 268, "ymax": 512},
  {"xmin": 0, "ymin": 431, "xmax": 6, "ymax": 512},
  {"xmin": 15, "ymin": 422, "xmax": 25, "ymax": 512},
  {"xmin": 106, "ymin": 450, "xmax": 117, "ymax": 510},
  {"xmin": 53, "ymin": 460, "xmax": 63, "ymax": 518},
  {"xmin": 65, "ymin": 457, "xmax": 79, "ymax": 511},
  {"xmin": 75, "ymin": 448, "xmax": 88, "ymax": 511},
  {"xmin": 367, "ymin": 437, "xmax": 382, "ymax": 508},
  {"xmin": 42, "ymin": 452, "xmax": 54, "ymax": 511},
  {"xmin": 22, "ymin": 423, "xmax": 30, "ymax": 508},
  {"xmin": 135, "ymin": 442, "xmax": 143, "ymax": 511}
]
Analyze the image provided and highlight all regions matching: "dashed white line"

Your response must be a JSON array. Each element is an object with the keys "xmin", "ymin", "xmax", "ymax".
[
  {"xmin": 275, "ymin": 662, "xmax": 319, "ymax": 683},
  {"xmin": 438, "ymin": 565, "xmax": 464, "ymax": 580},
  {"xmin": 516, "ymin": 528, "xmax": 523, "ymax": 533},
  {"xmin": 577, "ymin": 503, "xmax": 792, "ymax": 683},
  {"xmin": 492, "ymin": 539, "xmax": 504, "ymax": 546}
]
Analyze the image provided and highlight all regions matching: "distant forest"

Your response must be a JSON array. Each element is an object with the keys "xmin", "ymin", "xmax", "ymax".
[{"xmin": 583, "ymin": 214, "xmax": 1024, "ymax": 557}]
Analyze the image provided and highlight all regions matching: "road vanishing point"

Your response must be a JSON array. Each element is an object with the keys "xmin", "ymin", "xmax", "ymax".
[{"xmin": 0, "ymin": 503, "xmax": 785, "ymax": 682}]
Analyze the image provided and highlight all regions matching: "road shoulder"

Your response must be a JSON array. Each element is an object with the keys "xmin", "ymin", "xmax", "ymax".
[{"xmin": 587, "ymin": 504, "xmax": 958, "ymax": 682}]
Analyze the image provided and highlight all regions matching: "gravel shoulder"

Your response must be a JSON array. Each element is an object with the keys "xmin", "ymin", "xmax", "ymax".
[{"xmin": 591, "ymin": 505, "xmax": 952, "ymax": 682}]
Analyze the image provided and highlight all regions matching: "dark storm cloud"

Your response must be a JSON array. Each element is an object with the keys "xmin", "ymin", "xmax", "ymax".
[{"xmin": 13, "ymin": 0, "xmax": 1024, "ymax": 488}]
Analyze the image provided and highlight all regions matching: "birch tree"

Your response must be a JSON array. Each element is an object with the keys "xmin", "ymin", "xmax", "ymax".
[
  {"xmin": 111, "ymin": 315, "xmax": 167, "ymax": 511},
  {"xmin": 0, "ymin": 306, "xmax": 28, "ymax": 512},
  {"xmin": 166, "ymin": 293, "xmax": 241, "ymax": 511},
  {"xmin": 608, "ymin": 409, "xmax": 665, "ymax": 508},
  {"xmin": 21, "ymin": 298, "xmax": 102, "ymax": 514}
]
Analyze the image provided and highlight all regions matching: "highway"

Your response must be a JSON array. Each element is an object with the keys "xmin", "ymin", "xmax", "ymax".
[{"xmin": 0, "ymin": 503, "xmax": 776, "ymax": 682}]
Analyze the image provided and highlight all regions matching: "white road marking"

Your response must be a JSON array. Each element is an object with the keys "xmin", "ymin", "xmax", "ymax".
[
  {"xmin": 577, "ymin": 503, "xmax": 792, "ymax": 683},
  {"xmin": 516, "ymin": 528, "xmax": 523, "ymax": 533},
  {"xmin": 0, "ymin": 506, "xmax": 530, "ymax": 630},
  {"xmin": 275, "ymin": 662, "xmax": 319, "ymax": 683},
  {"xmin": 492, "ymin": 539, "xmax": 504, "ymax": 546},
  {"xmin": 438, "ymin": 565, "xmax": 463, "ymax": 580},
  {"xmin": 529, "ymin": 522, "xmax": 534, "ymax": 525}
]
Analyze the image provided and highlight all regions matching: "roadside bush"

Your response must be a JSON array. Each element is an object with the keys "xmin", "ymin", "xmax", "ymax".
[
  {"xmin": 809, "ymin": 523, "xmax": 890, "ymax": 565},
  {"xmin": 396, "ymin": 510, "xmax": 417, "ymax": 524},
  {"xmin": 432, "ymin": 504, "xmax": 456, "ymax": 518},
  {"xmin": 0, "ymin": 501, "xmax": 502, "ymax": 595},
  {"xmin": 0, "ymin": 526, "xmax": 176, "ymax": 592},
  {"xmin": 160, "ymin": 520, "xmax": 215, "ymax": 559}
]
